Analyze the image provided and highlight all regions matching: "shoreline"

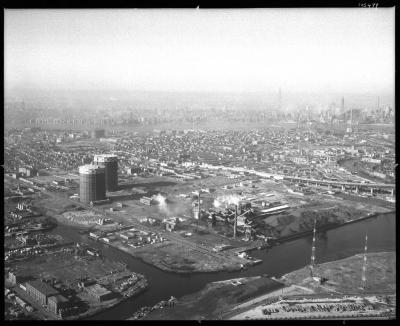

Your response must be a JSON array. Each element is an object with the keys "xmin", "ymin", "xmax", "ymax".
[
  {"xmin": 97, "ymin": 238, "xmax": 244, "ymax": 275},
  {"xmin": 264, "ymin": 211, "xmax": 394, "ymax": 248},
  {"xmin": 75, "ymin": 278, "xmax": 148, "ymax": 321},
  {"xmin": 138, "ymin": 276, "xmax": 285, "ymax": 320},
  {"xmin": 52, "ymin": 210, "xmax": 394, "ymax": 275}
]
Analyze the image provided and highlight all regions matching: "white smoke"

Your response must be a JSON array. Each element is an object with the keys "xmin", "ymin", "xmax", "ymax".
[
  {"xmin": 215, "ymin": 194, "xmax": 241, "ymax": 206},
  {"xmin": 213, "ymin": 199, "xmax": 221, "ymax": 208},
  {"xmin": 155, "ymin": 194, "xmax": 191, "ymax": 217},
  {"xmin": 154, "ymin": 194, "xmax": 166, "ymax": 207}
]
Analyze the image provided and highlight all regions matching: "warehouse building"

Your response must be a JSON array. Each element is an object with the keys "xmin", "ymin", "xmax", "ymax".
[
  {"xmin": 84, "ymin": 283, "xmax": 114, "ymax": 302},
  {"xmin": 25, "ymin": 280, "xmax": 60, "ymax": 306}
]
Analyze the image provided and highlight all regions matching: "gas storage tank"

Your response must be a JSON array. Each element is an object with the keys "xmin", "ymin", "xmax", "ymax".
[
  {"xmin": 93, "ymin": 154, "xmax": 118, "ymax": 192},
  {"xmin": 79, "ymin": 164, "xmax": 106, "ymax": 204}
]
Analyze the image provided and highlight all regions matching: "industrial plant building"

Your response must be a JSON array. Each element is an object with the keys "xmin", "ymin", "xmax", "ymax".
[
  {"xmin": 93, "ymin": 154, "xmax": 118, "ymax": 192},
  {"xmin": 79, "ymin": 164, "xmax": 106, "ymax": 204}
]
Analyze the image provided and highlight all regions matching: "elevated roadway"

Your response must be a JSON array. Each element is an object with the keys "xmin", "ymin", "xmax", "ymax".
[{"xmin": 283, "ymin": 176, "xmax": 394, "ymax": 189}]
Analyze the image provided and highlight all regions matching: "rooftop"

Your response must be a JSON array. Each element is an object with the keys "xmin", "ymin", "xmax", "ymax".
[
  {"xmin": 94, "ymin": 154, "xmax": 118, "ymax": 162},
  {"xmin": 85, "ymin": 283, "xmax": 112, "ymax": 296},
  {"xmin": 79, "ymin": 164, "xmax": 105, "ymax": 174},
  {"xmin": 48, "ymin": 294, "xmax": 69, "ymax": 303}
]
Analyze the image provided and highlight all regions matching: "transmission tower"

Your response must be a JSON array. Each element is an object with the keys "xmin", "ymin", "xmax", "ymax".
[
  {"xmin": 310, "ymin": 217, "xmax": 317, "ymax": 278},
  {"xmin": 361, "ymin": 233, "xmax": 368, "ymax": 289}
]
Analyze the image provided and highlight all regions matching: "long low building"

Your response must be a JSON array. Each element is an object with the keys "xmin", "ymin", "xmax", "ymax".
[
  {"xmin": 85, "ymin": 283, "xmax": 114, "ymax": 302},
  {"xmin": 255, "ymin": 204, "xmax": 290, "ymax": 215}
]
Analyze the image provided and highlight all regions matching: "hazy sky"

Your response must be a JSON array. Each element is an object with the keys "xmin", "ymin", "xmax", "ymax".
[{"xmin": 4, "ymin": 9, "xmax": 395, "ymax": 94}]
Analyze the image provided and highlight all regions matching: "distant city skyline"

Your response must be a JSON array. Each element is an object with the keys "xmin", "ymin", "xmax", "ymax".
[{"xmin": 4, "ymin": 8, "xmax": 395, "ymax": 95}]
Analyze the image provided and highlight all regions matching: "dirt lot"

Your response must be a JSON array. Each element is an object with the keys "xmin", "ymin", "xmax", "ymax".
[
  {"xmin": 117, "ymin": 240, "xmax": 242, "ymax": 273},
  {"xmin": 8, "ymin": 248, "xmax": 128, "ymax": 286}
]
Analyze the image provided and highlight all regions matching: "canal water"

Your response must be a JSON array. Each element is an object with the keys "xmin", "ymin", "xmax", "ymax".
[{"xmin": 48, "ymin": 213, "xmax": 395, "ymax": 320}]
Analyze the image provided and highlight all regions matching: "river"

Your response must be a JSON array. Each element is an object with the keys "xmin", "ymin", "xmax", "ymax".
[{"xmin": 48, "ymin": 212, "xmax": 395, "ymax": 320}]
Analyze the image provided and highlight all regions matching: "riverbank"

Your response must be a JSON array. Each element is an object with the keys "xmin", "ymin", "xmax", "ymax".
[
  {"xmin": 139, "ymin": 276, "xmax": 285, "ymax": 320},
  {"xmin": 49, "ymin": 205, "xmax": 247, "ymax": 274},
  {"xmin": 53, "ymin": 205, "xmax": 393, "ymax": 275},
  {"xmin": 266, "ymin": 210, "xmax": 395, "ymax": 247},
  {"xmin": 73, "ymin": 211, "xmax": 395, "ymax": 320},
  {"xmin": 114, "ymin": 242, "xmax": 244, "ymax": 274},
  {"xmin": 64, "ymin": 276, "xmax": 148, "ymax": 320},
  {"xmin": 141, "ymin": 251, "xmax": 396, "ymax": 320}
]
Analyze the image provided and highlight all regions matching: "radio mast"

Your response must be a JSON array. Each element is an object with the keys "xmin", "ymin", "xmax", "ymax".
[
  {"xmin": 310, "ymin": 217, "xmax": 317, "ymax": 277},
  {"xmin": 361, "ymin": 233, "xmax": 368, "ymax": 289}
]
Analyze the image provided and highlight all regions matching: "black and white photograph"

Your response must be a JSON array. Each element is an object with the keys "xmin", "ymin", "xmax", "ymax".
[{"xmin": 3, "ymin": 5, "xmax": 396, "ymax": 320}]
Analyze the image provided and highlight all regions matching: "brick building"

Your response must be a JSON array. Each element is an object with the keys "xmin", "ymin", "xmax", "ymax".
[{"xmin": 25, "ymin": 280, "xmax": 59, "ymax": 306}]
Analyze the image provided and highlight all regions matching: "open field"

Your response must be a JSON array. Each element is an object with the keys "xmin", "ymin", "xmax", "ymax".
[{"xmin": 280, "ymin": 251, "xmax": 396, "ymax": 294}]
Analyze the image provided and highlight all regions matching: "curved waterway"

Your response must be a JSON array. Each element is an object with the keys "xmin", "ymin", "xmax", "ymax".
[{"xmin": 48, "ymin": 213, "xmax": 395, "ymax": 320}]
